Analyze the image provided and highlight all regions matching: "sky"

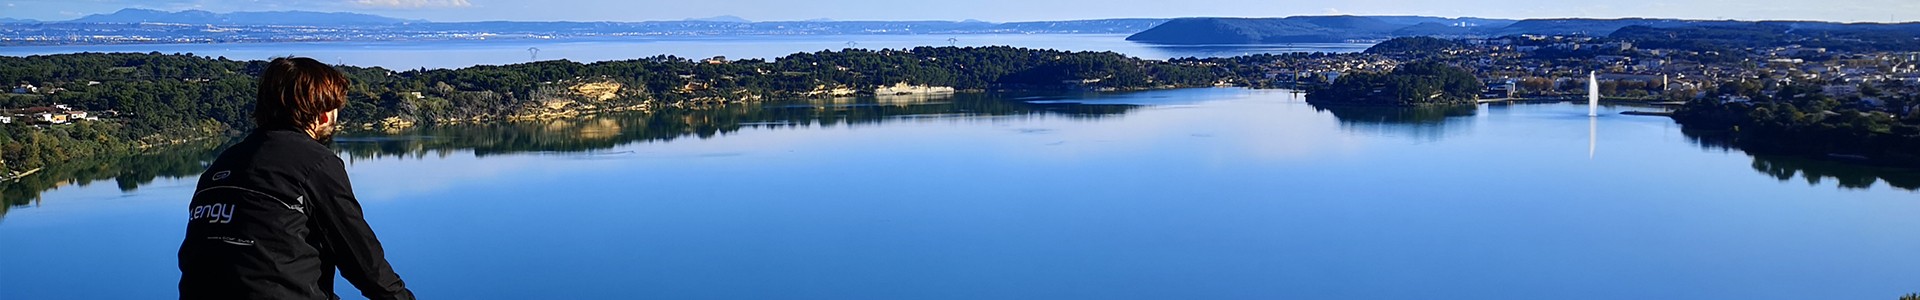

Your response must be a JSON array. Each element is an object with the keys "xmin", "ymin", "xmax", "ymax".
[{"xmin": 2, "ymin": 0, "xmax": 1917, "ymax": 23}]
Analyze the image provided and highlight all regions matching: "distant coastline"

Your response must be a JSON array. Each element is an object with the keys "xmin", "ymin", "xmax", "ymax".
[
  {"xmin": 1125, "ymin": 16, "xmax": 1920, "ymax": 45},
  {"xmin": 0, "ymin": 9, "xmax": 1169, "ymax": 47}
]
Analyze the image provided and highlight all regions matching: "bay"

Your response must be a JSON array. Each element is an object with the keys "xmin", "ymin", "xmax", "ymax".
[
  {"xmin": 0, "ymin": 34, "xmax": 1373, "ymax": 70},
  {"xmin": 2, "ymin": 87, "xmax": 1917, "ymax": 299}
]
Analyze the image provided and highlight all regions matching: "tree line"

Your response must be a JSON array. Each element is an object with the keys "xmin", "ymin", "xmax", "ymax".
[
  {"xmin": 1304, "ymin": 61, "xmax": 1484, "ymax": 106},
  {"xmin": 0, "ymin": 47, "xmax": 1228, "ymax": 176},
  {"xmin": 1673, "ymin": 82, "xmax": 1920, "ymax": 167}
]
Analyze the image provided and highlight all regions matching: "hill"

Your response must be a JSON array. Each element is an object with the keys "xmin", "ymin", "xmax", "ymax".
[
  {"xmin": 1304, "ymin": 62, "xmax": 1483, "ymax": 106},
  {"xmin": 1126, "ymin": 16, "xmax": 1513, "ymax": 44},
  {"xmin": 995, "ymin": 18, "xmax": 1169, "ymax": 33},
  {"xmin": 1613, "ymin": 22, "xmax": 1920, "ymax": 52},
  {"xmin": 1128, "ymin": 16, "xmax": 1920, "ymax": 45},
  {"xmin": 1490, "ymin": 18, "xmax": 1737, "ymax": 36}
]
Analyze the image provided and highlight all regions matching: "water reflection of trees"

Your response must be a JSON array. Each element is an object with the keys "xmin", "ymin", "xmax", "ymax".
[
  {"xmin": 1305, "ymin": 103, "xmax": 1478, "ymax": 142},
  {"xmin": 334, "ymin": 92, "xmax": 1139, "ymax": 160},
  {"xmin": 3, "ymin": 93, "xmax": 1139, "ymax": 218},
  {"xmin": 1, "ymin": 139, "xmax": 226, "ymax": 218},
  {"xmin": 1686, "ymin": 129, "xmax": 1920, "ymax": 191}
]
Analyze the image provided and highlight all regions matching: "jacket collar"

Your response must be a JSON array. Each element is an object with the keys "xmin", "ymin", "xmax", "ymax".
[{"xmin": 251, "ymin": 128, "xmax": 323, "ymax": 146}]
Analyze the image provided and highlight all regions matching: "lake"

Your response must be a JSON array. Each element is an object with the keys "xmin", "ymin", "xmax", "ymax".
[
  {"xmin": 0, "ymin": 34, "xmax": 1373, "ymax": 70},
  {"xmin": 2, "ymin": 87, "xmax": 1917, "ymax": 299}
]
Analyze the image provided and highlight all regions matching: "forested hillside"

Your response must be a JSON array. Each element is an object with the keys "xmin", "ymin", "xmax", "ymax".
[{"xmin": 0, "ymin": 47, "xmax": 1229, "ymax": 175}]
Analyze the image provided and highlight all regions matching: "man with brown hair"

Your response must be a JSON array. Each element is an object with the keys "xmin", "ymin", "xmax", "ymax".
[{"xmin": 179, "ymin": 57, "xmax": 416, "ymax": 300}]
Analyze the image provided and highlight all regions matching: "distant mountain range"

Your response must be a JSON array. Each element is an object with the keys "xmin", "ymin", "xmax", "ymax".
[
  {"xmin": 685, "ymin": 15, "xmax": 752, "ymax": 23},
  {"xmin": 15, "ymin": 9, "xmax": 1165, "ymax": 35},
  {"xmin": 0, "ymin": 9, "xmax": 1178, "ymax": 46},
  {"xmin": 1125, "ymin": 16, "xmax": 1920, "ymax": 44},
  {"xmin": 15, "ymin": 9, "xmax": 1920, "ymax": 49},
  {"xmin": 375, "ymin": 18, "xmax": 1171, "ymax": 35},
  {"xmin": 65, "ymin": 8, "xmax": 417, "ymax": 26}
]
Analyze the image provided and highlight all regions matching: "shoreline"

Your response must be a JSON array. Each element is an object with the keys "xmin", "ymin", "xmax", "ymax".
[
  {"xmin": 347, "ymin": 84, "xmax": 1220, "ymax": 132},
  {"xmin": 0, "ymin": 32, "xmax": 1142, "ymax": 49}
]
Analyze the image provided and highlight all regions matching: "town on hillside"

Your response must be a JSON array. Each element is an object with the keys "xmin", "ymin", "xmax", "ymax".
[{"xmin": 1197, "ymin": 35, "xmax": 1919, "ymax": 112}]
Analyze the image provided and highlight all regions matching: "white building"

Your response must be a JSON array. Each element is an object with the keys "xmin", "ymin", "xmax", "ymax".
[
  {"xmin": 0, "ymin": 115, "xmax": 12, "ymax": 124},
  {"xmin": 31, "ymin": 112, "xmax": 65, "ymax": 124}
]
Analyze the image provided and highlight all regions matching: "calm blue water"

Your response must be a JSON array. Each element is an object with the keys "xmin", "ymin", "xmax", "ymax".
[
  {"xmin": 2, "ymin": 88, "xmax": 1916, "ymax": 299},
  {"xmin": 0, "ymin": 34, "xmax": 1372, "ymax": 70}
]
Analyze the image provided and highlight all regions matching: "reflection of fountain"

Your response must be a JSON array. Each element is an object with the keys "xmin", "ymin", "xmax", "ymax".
[{"xmin": 1589, "ymin": 116, "xmax": 1597, "ymax": 159}]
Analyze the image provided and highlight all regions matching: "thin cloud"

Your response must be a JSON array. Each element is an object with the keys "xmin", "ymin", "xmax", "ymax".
[{"xmin": 353, "ymin": 0, "xmax": 471, "ymax": 8}]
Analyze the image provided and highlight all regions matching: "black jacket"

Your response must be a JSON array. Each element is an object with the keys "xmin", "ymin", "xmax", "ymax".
[{"xmin": 180, "ymin": 129, "xmax": 415, "ymax": 300}]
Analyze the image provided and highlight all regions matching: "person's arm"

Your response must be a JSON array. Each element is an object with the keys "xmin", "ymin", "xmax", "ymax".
[{"xmin": 313, "ymin": 160, "xmax": 416, "ymax": 300}]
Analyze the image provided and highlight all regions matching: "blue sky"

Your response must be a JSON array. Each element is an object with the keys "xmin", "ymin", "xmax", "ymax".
[{"xmin": 3, "ymin": 0, "xmax": 1916, "ymax": 23}]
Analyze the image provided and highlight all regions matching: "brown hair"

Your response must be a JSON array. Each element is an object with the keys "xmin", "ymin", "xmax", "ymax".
[{"xmin": 254, "ymin": 57, "xmax": 348, "ymax": 131}]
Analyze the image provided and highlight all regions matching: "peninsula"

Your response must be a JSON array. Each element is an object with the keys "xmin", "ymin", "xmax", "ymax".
[{"xmin": 0, "ymin": 46, "xmax": 1226, "ymax": 176}]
